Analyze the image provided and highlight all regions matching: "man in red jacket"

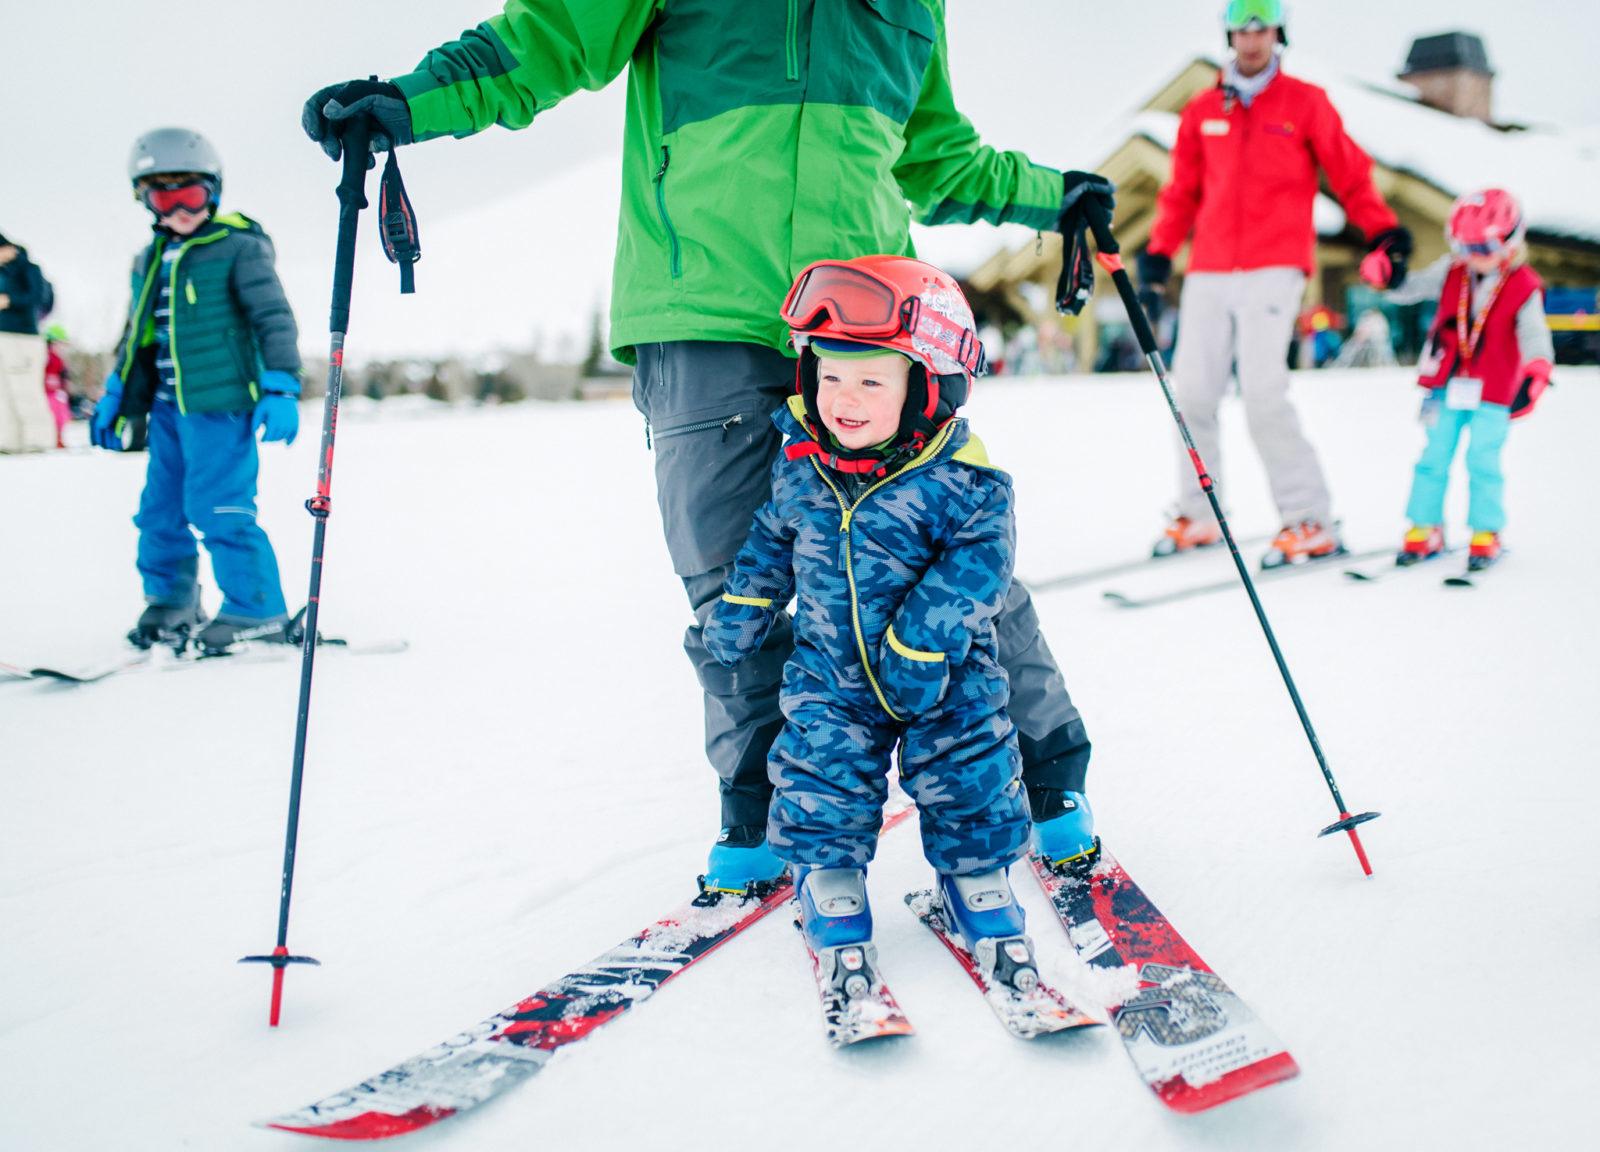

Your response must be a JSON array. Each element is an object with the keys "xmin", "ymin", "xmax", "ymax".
[{"xmin": 1138, "ymin": 0, "xmax": 1412, "ymax": 567}]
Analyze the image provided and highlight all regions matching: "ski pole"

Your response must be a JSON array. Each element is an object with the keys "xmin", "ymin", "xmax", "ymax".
[
  {"xmin": 1065, "ymin": 198, "xmax": 1379, "ymax": 876},
  {"xmin": 239, "ymin": 109, "xmax": 400, "ymax": 1026}
]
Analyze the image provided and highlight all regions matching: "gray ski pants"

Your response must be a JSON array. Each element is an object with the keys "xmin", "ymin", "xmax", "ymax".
[
  {"xmin": 634, "ymin": 341, "xmax": 1091, "ymax": 828},
  {"xmin": 1170, "ymin": 268, "xmax": 1332, "ymax": 526}
]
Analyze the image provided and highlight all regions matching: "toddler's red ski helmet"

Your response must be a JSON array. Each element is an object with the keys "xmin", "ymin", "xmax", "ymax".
[
  {"xmin": 782, "ymin": 255, "xmax": 986, "ymax": 474},
  {"xmin": 1447, "ymin": 189, "xmax": 1525, "ymax": 259}
]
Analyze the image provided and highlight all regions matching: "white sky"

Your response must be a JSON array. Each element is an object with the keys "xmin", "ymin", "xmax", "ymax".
[{"xmin": 3, "ymin": 0, "xmax": 1596, "ymax": 353}]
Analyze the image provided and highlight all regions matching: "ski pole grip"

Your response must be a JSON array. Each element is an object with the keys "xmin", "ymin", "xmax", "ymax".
[
  {"xmin": 1083, "ymin": 198, "xmax": 1160, "ymax": 359},
  {"xmin": 329, "ymin": 117, "xmax": 371, "ymax": 336}
]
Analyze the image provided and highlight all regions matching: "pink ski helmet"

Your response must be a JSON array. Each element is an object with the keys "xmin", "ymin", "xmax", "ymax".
[{"xmin": 1447, "ymin": 189, "xmax": 1525, "ymax": 259}]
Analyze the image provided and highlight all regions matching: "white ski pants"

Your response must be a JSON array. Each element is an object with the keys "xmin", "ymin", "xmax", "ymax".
[
  {"xmin": 1170, "ymin": 268, "xmax": 1331, "ymax": 526},
  {"xmin": 0, "ymin": 332, "xmax": 54, "ymax": 453}
]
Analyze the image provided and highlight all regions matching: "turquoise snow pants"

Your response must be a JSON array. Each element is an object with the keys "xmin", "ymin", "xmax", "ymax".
[{"xmin": 1405, "ymin": 400, "xmax": 1511, "ymax": 533}]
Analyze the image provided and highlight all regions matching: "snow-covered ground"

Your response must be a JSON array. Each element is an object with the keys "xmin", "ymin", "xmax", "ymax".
[{"xmin": 2, "ymin": 367, "xmax": 1595, "ymax": 1151}]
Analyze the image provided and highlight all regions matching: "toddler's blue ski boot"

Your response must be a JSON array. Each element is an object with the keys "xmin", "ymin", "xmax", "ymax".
[
  {"xmin": 699, "ymin": 824, "xmax": 788, "ymax": 901},
  {"xmin": 795, "ymin": 865, "xmax": 877, "ymax": 1000},
  {"xmin": 937, "ymin": 867, "xmax": 1040, "ymax": 992},
  {"xmin": 1030, "ymin": 788, "xmax": 1099, "ymax": 871}
]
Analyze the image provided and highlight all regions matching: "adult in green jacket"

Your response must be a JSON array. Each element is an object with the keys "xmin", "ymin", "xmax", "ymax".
[{"xmin": 305, "ymin": 0, "xmax": 1113, "ymax": 888}]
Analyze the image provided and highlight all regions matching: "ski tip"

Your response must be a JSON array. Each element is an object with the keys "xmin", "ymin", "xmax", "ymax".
[
  {"xmin": 1156, "ymin": 1051, "xmax": 1301, "ymax": 1113},
  {"xmin": 1100, "ymin": 590, "xmax": 1136, "ymax": 608},
  {"xmin": 260, "ymin": 1104, "xmax": 456, "ymax": 1140}
]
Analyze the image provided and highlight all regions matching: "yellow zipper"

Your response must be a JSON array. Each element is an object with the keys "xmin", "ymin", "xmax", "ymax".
[{"xmin": 809, "ymin": 421, "xmax": 960, "ymax": 721}]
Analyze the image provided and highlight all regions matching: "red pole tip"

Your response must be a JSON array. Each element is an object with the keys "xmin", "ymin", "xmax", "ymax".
[
  {"xmin": 269, "ymin": 944, "xmax": 289, "ymax": 1027},
  {"xmin": 1346, "ymin": 827, "xmax": 1374, "ymax": 876}
]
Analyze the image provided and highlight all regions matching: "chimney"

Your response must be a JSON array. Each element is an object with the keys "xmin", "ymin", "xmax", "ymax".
[{"xmin": 1398, "ymin": 32, "xmax": 1495, "ymax": 123}]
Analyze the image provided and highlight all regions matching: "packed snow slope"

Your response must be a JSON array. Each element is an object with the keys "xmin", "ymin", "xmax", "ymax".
[{"xmin": 2, "ymin": 367, "xmax": 1595, "ymax": 1151}]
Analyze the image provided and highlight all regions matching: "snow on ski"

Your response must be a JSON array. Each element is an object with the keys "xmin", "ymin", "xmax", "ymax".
[
  {"xmin": 1103, "ymin": 546, "xmax": 1391, "ymax": 609},
  {"xmin": 1029, "ymin": 848, "xmax": 1299, "ymax": 1113},
  {"xmin": 904, "ymin": 889, "xmax": 1100, "ymax": 1040},
  {"xmin": 1024, "ymin": 531, "xmax": 1274, "ymax": 593},
  {"xmin": 263, "ymin": 800, "xmax": 916, "ymax": 1140},
  {"xmin": 800, "ymin": 932, "xmax": 915, "ymax": 1048}
]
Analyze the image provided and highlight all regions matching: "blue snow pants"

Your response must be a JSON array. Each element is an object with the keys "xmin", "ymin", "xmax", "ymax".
[
  {"xmin": 766, "ymin": 656, "xmax": 1029, "ymax": 877},
  {"xmin": 1405, "ymin": 401, "xmax": 1511, "ymax": 534},
  {"xmin": 134, "ymin": 398, "xmax": 287, "ymax": 619}
]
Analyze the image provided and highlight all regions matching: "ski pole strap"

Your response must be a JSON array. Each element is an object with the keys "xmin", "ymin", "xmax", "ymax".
[{"xmin": 379, "ymin": 150, "xmax": 420, "ymax": 294}]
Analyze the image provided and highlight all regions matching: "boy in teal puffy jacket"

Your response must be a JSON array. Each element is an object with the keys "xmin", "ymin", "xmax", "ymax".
[{"xmin": 93, "ymin": 128, "xmax": 302, "ymax": 654}]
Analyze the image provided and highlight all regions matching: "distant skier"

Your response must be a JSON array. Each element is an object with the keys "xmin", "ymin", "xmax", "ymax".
[
  {"xmin": 92, "ymin": 128, "xmax": 303, "ymax": 653},
  {"xmin": 43, "ymin": 324, "xmax": 74, "ymax": 449},
  {"xmin": 301, "ymin": 0, "xmax": 1112, "ymax": 891},
  {"xmin": 1137, "ymin": 0, "xmax": 1412, "ymax": 567},
  {"xmin": 0, "ymin": 231, "xmax": 58, "ymax": 454},
  {"xmin": 1362, "ymin": 189, "xmax": 1553, "ymax": 573},
  {"xmin": 704, "ymin": 256, "xmax": 1043, "ymax": 996}
]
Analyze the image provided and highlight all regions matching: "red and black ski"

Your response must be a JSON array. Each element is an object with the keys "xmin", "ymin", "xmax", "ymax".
[
  {"xmin": 1029, "ymin": 847, "xmax": 1299, "ymax": 1112},
  {"xmin": 262, "ymin": 800, "xmax": 916, "ymax": 1140}
]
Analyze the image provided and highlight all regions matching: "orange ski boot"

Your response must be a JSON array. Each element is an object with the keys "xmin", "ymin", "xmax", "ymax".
[
  {"xmin": 1262, "ymin": 521, "xmax": 1344, "ymax": 570},
  {"xmin": 1152, "ymin": 516, "xmax": 1221, "ymax": 558},
  {"xmin": 1467, "ymin": 531, "xmax": 1501, "ymax": 572},
  {"xmin": 1396, "ymin": 525, "xmax": 1444, "ymax": 567}
]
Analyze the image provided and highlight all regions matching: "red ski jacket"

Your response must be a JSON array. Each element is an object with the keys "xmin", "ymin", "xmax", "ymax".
[{"xmin": 1148, "ymin": 70, "xmax": 1397, "ymax": 276}]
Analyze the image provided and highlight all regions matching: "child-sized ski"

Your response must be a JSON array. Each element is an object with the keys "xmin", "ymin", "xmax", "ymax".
[
  {"xmin": 15, "ymin": 638, "xmax": 407, "ymax": 685},
  {"xmin": 1444, "ymin": 549, "xmax": 1507, "ymax": 588},
  {"xmin": 1029, "ymin": 848, "xmax": 1299, "ymax": 1113},
  {"xmin": 1343, "ymin": 546, "xmax": 1464, "ymax": 583},
  {"xmin": 801, "ymin": 932, "xmax": 915, "ymax": 1048},
  {"xmin": 904, "ymin": 889, "xmax": 1100, "ymax": 1040},
  {"xmin": 263, "ymin": 800, "xmax": 917, "ymax": 1140}
]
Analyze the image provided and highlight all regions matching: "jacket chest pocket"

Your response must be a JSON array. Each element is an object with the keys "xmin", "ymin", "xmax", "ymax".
[{"xmin": 818, "ymin": 0, "xmax": 935, "ymax": 124}]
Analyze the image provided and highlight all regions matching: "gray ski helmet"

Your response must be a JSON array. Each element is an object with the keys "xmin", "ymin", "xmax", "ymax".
[{"xmin": 128, "ymin": 127, "xmax": 224, "ymax": 186}]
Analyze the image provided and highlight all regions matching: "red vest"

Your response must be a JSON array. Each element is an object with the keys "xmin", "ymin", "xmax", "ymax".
[{"xmin": 1418, "ymin": 263, "xmax": 1541, "ymax": 407}]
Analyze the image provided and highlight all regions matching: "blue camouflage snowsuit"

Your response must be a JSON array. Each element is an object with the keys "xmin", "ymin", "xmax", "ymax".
[{"xmin": 704, "ymin": 396, "xmax": 1028, "ymax": 876}]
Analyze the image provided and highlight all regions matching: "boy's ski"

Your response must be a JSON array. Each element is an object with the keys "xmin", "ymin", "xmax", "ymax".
[
  {"xmin": 1343, "ymin": 546, "xmax": 1464, "ymax": 583},
  {"xmin": 262, "ymin": 799, "xmax": 916, "ymax": 1140},
  {"xmin": 1025, "ymin": 531, "xmax": 1274, "ymax": 593},
  {"xmin": 1028, "ymin": 848, "xmax": 1299, "ymax": 1113},
  {"xmin": 800, "ymin": 930, "xmax": 915, "ymax": 1048},
  {"xmin": 12, "ymin": 637, "xmax": 407, "ymax": 685},
  {"xmin": 1444, "ymin": 551, "xmax": 1507, "ymax": 588},
  {"xmin": 1103, "ymin": 546, "xmax": 1390, "ymax": 609},
  {"xmin": 904, "ymin": 889, "xmax": 1100, "ymax": 1040}
]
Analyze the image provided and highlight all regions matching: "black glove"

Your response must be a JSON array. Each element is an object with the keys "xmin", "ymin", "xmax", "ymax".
[
  {"xmin": 1363, "ymin": 226, "xmax": 1413, "ymax": 290},
  {"xmin": 1135, "ymin": 251, "xmax": 1172, "ymax": 324},
  {"xmin": 302, "ymin": 79, "xmax": 414, "ymax": 162},
  {"xmin": 1058, "ymin": 170, "xmax": 1116, "ymax": 236}
]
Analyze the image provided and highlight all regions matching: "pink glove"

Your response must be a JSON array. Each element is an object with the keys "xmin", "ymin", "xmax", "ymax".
[
  {"xmin": 1510, "ymin": 359, "xmax": 1552, "ymax": 421},
  {"xmin": 1358, "ymin": 247, "xmax": 1391, "ymax": 289}
]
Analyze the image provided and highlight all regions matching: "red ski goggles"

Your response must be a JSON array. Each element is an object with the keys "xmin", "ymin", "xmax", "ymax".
[
  {"xmin": 141, "ymin": 180, "xmax": 211, "ymax": 216},
  {"xmin": 782, "ymin": 262, "xmax": 921, "ymax": 340}
]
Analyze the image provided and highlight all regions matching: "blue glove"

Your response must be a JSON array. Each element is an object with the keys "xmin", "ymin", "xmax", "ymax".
[
  {"xmin": 91, "ymin": 371, "xmax": 124, "ymax": 450},
  {"xmin": 703, "ymin": 593, "xmax": 778, "ymax": 667},
  {"xmin": 253, "ymin": 372, "xmax": 301, "ymax": 445},
  {"xmin": 877, "ymin": 626, "xmax": 949, "ymax": 718}
]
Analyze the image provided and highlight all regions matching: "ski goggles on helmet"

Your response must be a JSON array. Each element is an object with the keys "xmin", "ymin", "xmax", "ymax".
[
  {"xmin": 1224, "ymin": 0, "xmax": 1284, "ymax": 30},
  {"xmin": 140, "ymin": 178, "xmax": 212, "ymax": 216},
  {"xmin": 782, "ymin": 261, "xmax": 922, "ymax": 341},
  {"xmin": 1450, "ymin": 237, "xmax": 1508, "ymax": 257}
]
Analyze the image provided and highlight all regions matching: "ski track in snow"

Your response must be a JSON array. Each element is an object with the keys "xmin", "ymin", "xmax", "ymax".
[{"xmin": 2, "ymin": 369, "xmax": 1595, "ymax": 1150}]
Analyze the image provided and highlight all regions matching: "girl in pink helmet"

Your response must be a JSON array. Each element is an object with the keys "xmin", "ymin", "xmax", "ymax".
[{"xmin": 1364, "ymin": 189, "xmax": 1554, "ymax": 571}]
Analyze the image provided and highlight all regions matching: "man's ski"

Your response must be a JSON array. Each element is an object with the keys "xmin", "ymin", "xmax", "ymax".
[
  {"xmin": 800, "ymin": 931, "xmax": 914, "ymax": 1048},
  {"xmin": 263, "ymin": 799, "xmax": 916, "ymax": 1140},
  {"xmin": 1029, "ymin": 848, "xmax": 1299, "ymax": 1113},
  {"xmin": 1343, "ymin": 546, "xmax": 1464, "ymax": 583},
  {"xmin": 1103, "ymin": 546, "xmax": 1390, "ymax": 609},
  {"xmin": 1025, "ymin": 531, "xmax": 1274, "ymax": 593},
  {"xmin": 904, "ymin": 889, "xmax": 1100, "ymax": 1040}
]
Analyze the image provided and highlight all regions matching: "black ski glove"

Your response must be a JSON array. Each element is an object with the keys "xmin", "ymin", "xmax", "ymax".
[
  {"xmin": 302, "ymin": 79, "xmax": 414, "ymax": 162},
  {"xmin": 1054, "ymin": 172, "xmax": 1116, "ymax": 316},
  {"xmin": 1361, "ymin": 226, "xmax": 1413, "ymax": 290},
  {"xmin": 1135, "ymin": 251, "xmax": 1172, "ymax": 324}
]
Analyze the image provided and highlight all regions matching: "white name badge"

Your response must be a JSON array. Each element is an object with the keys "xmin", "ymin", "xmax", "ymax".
[
  {"xmin": 1201, "ymin": 119, "xmax": 1231, "ymax": 136},
  {"xmin": 1445, "ymin": 376, "xmax": 1483, "ymax": 411}
]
